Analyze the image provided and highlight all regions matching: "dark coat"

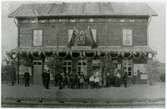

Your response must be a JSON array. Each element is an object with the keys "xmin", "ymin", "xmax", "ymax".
[
  {"xmin": 122, "ymin": 72, "xmax": 128, "ymax": 81},
  {"xmin": 24, "ymin": 72, "xmax": 30, "ymax": 80}
]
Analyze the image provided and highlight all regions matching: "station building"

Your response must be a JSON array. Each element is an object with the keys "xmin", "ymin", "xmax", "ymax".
[{"xmin": 9, "ymin": 2, "xmax": 157, "ymax": 85}]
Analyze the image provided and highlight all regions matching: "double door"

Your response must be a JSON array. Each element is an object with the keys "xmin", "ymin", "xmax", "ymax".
[
  {"xmin": 122, "ymin": 60, "xmax": 133, "ymax": 77},
  {"xmin": 33, "ymin": 60, "xmax": 42, "ymax": 85}
]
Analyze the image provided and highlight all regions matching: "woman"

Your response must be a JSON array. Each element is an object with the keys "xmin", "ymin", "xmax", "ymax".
[
  {"xmin": 114, "ymin": 69, "xmax": 121, "ymax": 87},
  {"xmin": 79, "ymin": 73, "xmax": 84, "ymax": 88}
]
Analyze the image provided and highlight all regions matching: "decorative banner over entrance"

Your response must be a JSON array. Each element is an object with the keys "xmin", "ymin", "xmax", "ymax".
[{"xmin": 68, "ymin": 26, "xmax": 97, "ymax": 48}]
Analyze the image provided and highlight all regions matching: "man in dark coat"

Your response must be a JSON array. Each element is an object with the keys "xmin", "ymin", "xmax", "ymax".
[
  {"xmin": 122, "ymin": 71, "xmax": 128, "ymax": 88},
  {"xmin": 42, "ymin": 70, "xmax": 46, "ymax": 87},
  {"xmin": 24, "ymin": 69, "xmax": 30, "ymax": 87},
  {"xmin": 59, "ymin": 72, "xmax": 65, "ymax": 89},
  {"xmin": 9, "ymin": 64, "xmax": 16, "ymax": 86},
  {"xmin": 45, "ymin": 70, "xmax": 50, "ymax": 89}
]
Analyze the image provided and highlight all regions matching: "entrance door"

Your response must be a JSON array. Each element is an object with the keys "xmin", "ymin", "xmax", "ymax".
[
  {"xmin": 77, "ymin": 60, "xmax": 87, "ymax": 76},
  {"xmin": 33, "ymin": 60, "xmax": 42, "ymax": 85},
  {"xmin": 122, "ymin": 60, "xmax": 133, "ymax": 77}
]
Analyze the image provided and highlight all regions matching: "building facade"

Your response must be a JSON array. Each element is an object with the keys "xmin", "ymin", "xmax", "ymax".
[{"xmin": 9, "ymin": 2, "xmax": 157, "ymax": 85}]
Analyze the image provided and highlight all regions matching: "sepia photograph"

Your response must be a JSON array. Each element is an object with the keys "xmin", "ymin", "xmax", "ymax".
[{"xmin": 1, "ymin": 0, "xmax": 165, "ymax": 108}]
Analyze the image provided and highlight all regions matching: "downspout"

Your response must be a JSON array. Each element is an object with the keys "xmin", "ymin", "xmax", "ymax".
[
  {"xmin": 147, "ymin": 14, "xmax": 152, "ymax": 48},
  {"xmin": 13, "ymin": 17, "xmax": 20, "ymax": 84}
]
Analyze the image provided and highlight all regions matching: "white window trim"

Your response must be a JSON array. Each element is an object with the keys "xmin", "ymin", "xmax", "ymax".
[
  {"xmin": 122, "ymin": 29, "xmax": 133, "ymax": 46},
  {"xmin": 123, "ymin": 60, "xmax": 133, "ymax": 77},
  {"xmin": 33, "ymin": 29, "xmax": 43, "ymax": 46},
  {"xmin": 77, "ymin": 60, "xmax": 87, "ymax": 75},
  {"xmin": 63, "ymin": 60, "xmax": 72, "ymax": 74}
]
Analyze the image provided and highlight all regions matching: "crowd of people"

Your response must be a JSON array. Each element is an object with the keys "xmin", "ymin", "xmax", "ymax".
[
  {"xmin": 56, "ymin": 72, "xmax": 89, "ymax": 89},
  {"xmin": 22, "ymin": 68, "xmax": 128, "ymax": 89},
  {"xmin": 106, "ymin": 69, "xmax": 128, "ymax": 87}
]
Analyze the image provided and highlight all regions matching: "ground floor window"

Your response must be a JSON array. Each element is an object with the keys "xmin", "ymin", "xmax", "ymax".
[{"xmin": 63, "ymin": 60, "xmax": 72, "ymax": 74}]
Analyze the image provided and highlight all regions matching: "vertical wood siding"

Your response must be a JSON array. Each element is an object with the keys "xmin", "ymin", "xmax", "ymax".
[{"xmin": 18, "ymin": 18, "xmax": 148, "ymax": 48}]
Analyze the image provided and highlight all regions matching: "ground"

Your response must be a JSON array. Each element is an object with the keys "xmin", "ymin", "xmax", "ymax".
[{"xmin": 1, "ymin": 82, "xmax": 165, "ymax": 107}]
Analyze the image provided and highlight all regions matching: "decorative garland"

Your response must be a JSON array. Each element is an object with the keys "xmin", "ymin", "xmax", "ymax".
[
  {"xmin": 133, "ymin": 52, "xmax": 141, "ymax": 60},
  {"xmin": 85, "ymin": 52, "xmax": 95, "ymax": 57},
  {"xmin": 71, "ymin": 52, "xmax": 80, "ymax": 59},
  {"xmin": 110, "ymin": 52, "xmax": 119, "ymax": 58},
  {"xmin": 58, "ymin": 52, "xmax": 67, "ymax": 58},
  {"xmin": 124, "ymin": 52, "xmax": 133, "ymax": 59}
]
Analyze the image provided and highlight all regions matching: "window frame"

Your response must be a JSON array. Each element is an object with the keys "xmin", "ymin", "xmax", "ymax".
[
  {"xmin": 77, "ymin": 60, "xmax": 87, "ymax": 75},
  {"xmin": 63, "ymin": 60, "xmax": 72, "ymax": 74},
  {"xmin": 32, "ymin": 29, "xmax": 43, "ymax": 47},
  {"xmin": 122, "ymin": 29, "xmax": 133, "ymax": 46},
  {"xmin": 122, "ymin": 60, "xmax": 133, "ymax": 77}
]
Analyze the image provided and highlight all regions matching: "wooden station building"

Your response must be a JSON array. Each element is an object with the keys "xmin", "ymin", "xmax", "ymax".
[{"xmin": 9, "ymin": 2, "xmax": 157, "ymax": 85}]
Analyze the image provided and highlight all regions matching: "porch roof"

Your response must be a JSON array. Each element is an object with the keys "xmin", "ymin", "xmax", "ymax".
[{"xmin": 10, "ymin": 46, "xmax": 156, "ymax": 54}]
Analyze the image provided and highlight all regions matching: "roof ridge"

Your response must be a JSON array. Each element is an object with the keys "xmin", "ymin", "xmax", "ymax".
[{"xmin": 8, "ymin": 2, "xmax": 158, "ymax": 18}]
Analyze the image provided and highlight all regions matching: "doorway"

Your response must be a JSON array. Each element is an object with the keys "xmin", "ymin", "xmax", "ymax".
[
  {"xmin": 33, "ymin": 60, "xmax": 43, "ymax": 85},
  {"xmin": 122, "ymin": 60, "xmax": 133, "ymax": 77}
]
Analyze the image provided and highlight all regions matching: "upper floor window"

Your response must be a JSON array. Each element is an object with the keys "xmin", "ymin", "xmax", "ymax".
[
  {"xmin": 33, "ymin": 29, "xmax": 43, "ymax": 46},
  {"xmin": 122, "ymin": 29, "xmax": 133, "ymax": 46}
]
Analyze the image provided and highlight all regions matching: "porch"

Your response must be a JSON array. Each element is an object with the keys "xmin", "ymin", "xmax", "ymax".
[{"xmin": 9, "ymin": 46, "xmax": 156, "ymax": 85}]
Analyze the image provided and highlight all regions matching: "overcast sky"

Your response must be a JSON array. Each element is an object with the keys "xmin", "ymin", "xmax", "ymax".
[{"xmin": 1, "ymin": 1, "xmax": 165, "ymax": 63}]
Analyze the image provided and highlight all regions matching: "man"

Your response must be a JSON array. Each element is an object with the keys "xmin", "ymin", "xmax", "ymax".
[
  {"xmin": 42, "ymin": 69, "xmax": 46, "ymax": 87},
  {"xmin": 59, "ymin": 72, "xmax": 65, "ymax": 89},
  {"xmin": 89, "ymin": 75, "xmax": 95, "ymax": 88},
  {"xmin": 24, "ymin": 69, "xmax": 30, "ymax": 87},
  {"xmin": 94, "ymin": 75, "xmax": 100, "ymax": 88},
  {"xmin": 10, "ymin": 63, "xmax": 16, "ymax": 86},
  {"xmin": 114, "ymin": 68, "xmax": 121, "ymax": 87},
  {"xmin": 79, "ymin": 73, "xmax": 84, "ymax": 88},
  {"xmin": 106, "ymin": 72, "xmax": 110, "ymax": 87},
  {"xmin": 45, "ymin": 69, "xmax": 50, "ymax": 89},
  {"xmin": 122, "ymin": 70, "xmax": 128, "ymax": 88},
  {"xmin": 133, "ymin": 69, "xmax": 140, "ymax": 84},
  {"xmin": 75, "ymin": 73, "xmax": 80, "ymax": 89}
]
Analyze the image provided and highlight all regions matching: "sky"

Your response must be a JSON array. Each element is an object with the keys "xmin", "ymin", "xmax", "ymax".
[{"xmin": 1, "ymin": 1, "xmax": 166, "ymax": 63}]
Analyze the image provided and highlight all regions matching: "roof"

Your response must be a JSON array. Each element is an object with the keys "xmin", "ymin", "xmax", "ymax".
[
  {"xmin": 9, "ymin": 2, "xmax": 157, "ymax": 18},
  {"xmin": 10, "ymin": 46, "xmax": 156, "ymax": 54}
]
